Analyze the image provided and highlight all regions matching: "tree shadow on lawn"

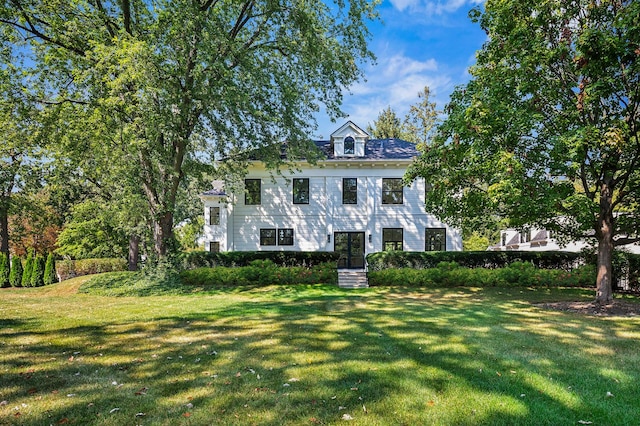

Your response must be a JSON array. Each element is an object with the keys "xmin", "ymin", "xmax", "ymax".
[{"xmin": 1, "ymin": 289, "xmax": 638, "ymax": 425}]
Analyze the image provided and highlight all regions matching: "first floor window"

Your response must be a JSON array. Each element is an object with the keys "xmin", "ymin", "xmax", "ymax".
[
  {"xmin": 425, "ymin": 228, "xmax": 446, "ymax": 251},
  {"xmin": 245, "ymin": 179, "xmax": 261, "ymax": 205},
  {"xmin": 278, "ymin": 228, "xmax": 294, "ymax": 246},
  {"xmin": 209, "ymin": 241, "xmax": 220, "ymax": 252},
  {"xmin": 260, "ymin": 229, "xmax": 276, "ymax": 245},
  {"xmin": 342, "ymin": 178, "xmax": 357, "ymax": 204},
  {"xmin": 382, "ymin": 178, "xmax": 403, "ymax": 204},
  {"xmin": 293, "ymin": 178, "xmax": 310, "ymax": 204},
  {"xmin": 209, "ymin": 206, "xmax": 220, "ymax": 225},
  {"xmin": 383, "ymin": 228, "xmax": 403, "ymax": 251}
]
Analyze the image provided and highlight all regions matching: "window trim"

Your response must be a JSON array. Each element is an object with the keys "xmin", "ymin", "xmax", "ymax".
[
  {"xmin": 425, "ymin": 228, "xmax": 446, "ymax": 251},
  {"xmin": 342, "ymin": 177, "xmax": 358, "ymax": 204},
  {"xmin": 382, "ymin": 178, "xmax": 403, "ymax": 204},
  {"xmin": 208, "ymin": 206, "xmax": 220, "ymax": 226},
  {"xmin": 293, "ymin": 178, "xmax": 310, "ymax": 205},
  {"xmin": 260, "ymin": 228, "xmax": 276, "ymax": 246},
  {"xmin": 245, "ymin": 179, "xmax": 261, "ymax": 205},
  {"xmin": 382, "ymin": 228, "xmax": 403, "ymax": 251},
  {"xmin": 209, "ymin": 241, "xmax": 220, "ymax": 252}
]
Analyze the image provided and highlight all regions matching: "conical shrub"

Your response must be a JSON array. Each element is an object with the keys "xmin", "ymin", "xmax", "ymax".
[
  {"xmin": 44, "ymin": 253, "xmax": 58, "ymax": 285},
  {"xmin": 22, "ymin": 251, "xmax": 34, "ymax": 287},
  {"xmin": 32, "ymin": 255, "xmax": 45, "ymax": 287},
  {"xmin": 9, "ymin": 256, "xmax": 23, "ymax": 287},
  {"xmin": 0, "ymin": 253, "xmax": 9, "ymax": 288}
]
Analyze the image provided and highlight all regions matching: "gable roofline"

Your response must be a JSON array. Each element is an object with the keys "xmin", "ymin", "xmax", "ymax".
[{"xmin": 330, "ymin": 121, "xmax": 369, "ymax": 142}]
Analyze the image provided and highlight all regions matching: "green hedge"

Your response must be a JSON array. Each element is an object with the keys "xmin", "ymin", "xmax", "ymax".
[
  {"xmin": 366, "ymin": 251, "xmax": 585, "ymax": 271},
  {"xmin": 56, "ymin": 258, "xmax": 128, "ymax": 281},
  {"xmin": 368, "ymin": 261, "xmax": 596, "ymax": 288},
  {"xmin": 179, "ymin": 260, "xmax": 338, "ymax": 286},
  {"xmin": 180, "ymin": 251, "xmax": 340, "ymax": 269}
]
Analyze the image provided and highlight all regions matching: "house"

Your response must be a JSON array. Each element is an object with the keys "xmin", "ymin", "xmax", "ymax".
[{"xmin": 201, "ymin": 122, "xmax": 462, "ymax": 272}]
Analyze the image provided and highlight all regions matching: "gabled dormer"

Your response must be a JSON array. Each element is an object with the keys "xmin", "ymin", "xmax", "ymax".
[{"xmin": 330, "ymin": 121, "xmax": 368, "ymax": 157}]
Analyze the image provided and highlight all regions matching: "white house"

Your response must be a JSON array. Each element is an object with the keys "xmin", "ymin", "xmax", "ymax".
[{"xmin": 201, "ymin": 121, "xmax": 462, "ymax": 270}]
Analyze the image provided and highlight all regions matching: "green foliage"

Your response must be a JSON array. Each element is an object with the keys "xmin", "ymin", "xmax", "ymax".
[
  {"xmin": 9, "ymin": 255, "xmax": 22, "ymax": 287},
  {"xmin": 367, "ymin": 106, "xmax": 405, "ymax": 139},
  {"xmin": 22, "ymin": 251, "xmax": 33, "ymax": 287},
  {"xmin": 181, "ymin": 250, "xmax": 340, "ymax": 269},
  {"xmin": 175, "ymin": 217, "xmax": 204, "ymax": 251},
  {"xmin": 56, "ymin": 258, "xmax": 128, "ymax": 281},
  {"xmin": 463, "ymin": 232, "xmax": 490, "ymax": 251},
  {"xmin": 31, "ymin": 254, "xmax": 45, "ymax": 287},
  {"xmin": 44, "ymin": 253, "xmax": 58, "ymax": 285},
  {"xmin": 368, "ymin": 262, "xmax": 595, "ymax": 288},
  {"xmin": 0, "ymin": 252, "xmax": 8, "ymax": 287},
  {"xmin": 179, "ymin": 261, "xmax": 338, "ymax": 287}
]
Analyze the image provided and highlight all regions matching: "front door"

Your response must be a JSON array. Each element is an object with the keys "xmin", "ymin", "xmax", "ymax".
[{"xmin": 334, "ymin": 232, "xmax": 365, "ymax": 269}]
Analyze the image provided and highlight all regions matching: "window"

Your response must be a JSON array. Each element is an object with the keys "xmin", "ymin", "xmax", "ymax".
[
  {"xmin": 383, "ymin": 228, "xmax": 403, "ymax": 251},
  {"xmin": 342, "ymin": 178, "xmax": 357, "ymax": 204},
  {"xmin": 260, "ymin": 228, "xmax": 276, "ymax": 246},
  {"xmin": 278, "ymin": 228, "xmax": 294, "ymax": 246},
  {"xmin": 382, "ymin": 178, "xmax": 403, "ymax": 204},
  {"xmin": 344, "ymin": 136, "xmax": 355, "ymax": 155},
  {"xmin": 293, "ymin": 178, "xmax": 309, "ymax": 204},
  {"xmin": 209, "ymin": 242, "xmax": 220, "ymax": 252},
  {"xmin": 245, "ymin": 179, "xmax": 261, "ymax": 205},
  {"xmin": 208, "ymin": 206, "xmax": 220, "ymax": 226},
  {"xmin": 425, "ymin": 228, "xmax": 446, "ymax": 251}
]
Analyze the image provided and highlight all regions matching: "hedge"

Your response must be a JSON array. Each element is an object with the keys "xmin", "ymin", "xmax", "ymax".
[
  {"xmin": 179, "ymin": 260, "xmax": 338, "ymax": 286},
  {"xmin": 367, "ymin": 261, "xmax": 596, "ymax": 288},
  {"xmin": 56, "ymin": 258, "xmax": 128, "ymax": 281},
  {"xmin": 180, "ymin": 251, "xmax": 340, "ymax": 269}
]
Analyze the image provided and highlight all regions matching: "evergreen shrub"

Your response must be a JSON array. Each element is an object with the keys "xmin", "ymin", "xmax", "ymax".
[
  {"xmin": 181, "ymin": 251, "xmax": 340, "ymax": 269},
  {"xmin": 44, "ymin": 253, "xmax": 58, "ymax": 285},
  {"xmin": 9, "ymin": 256, "xmax": 23, "ymax": 287},
  {"xmin": 31, "ymin": 255, "xmax": 45, "ymax": 287},
  {"xmin": 22, "ymin": 251, "xmax": 34, "ymax": 287},
  {"xmin": 0, "ymin": 253, "xmax": 9, "ymax": 288}
]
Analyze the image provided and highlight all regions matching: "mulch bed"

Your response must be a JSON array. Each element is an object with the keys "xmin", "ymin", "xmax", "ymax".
[{"xmin": 535, "ymin": 301, "xmax": 640, "ymax": 317}]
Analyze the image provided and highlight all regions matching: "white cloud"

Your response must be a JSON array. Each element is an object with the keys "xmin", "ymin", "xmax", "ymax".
[{"xmin": 390, "ymin": 0, "xmax": 484, "ymax": 15}]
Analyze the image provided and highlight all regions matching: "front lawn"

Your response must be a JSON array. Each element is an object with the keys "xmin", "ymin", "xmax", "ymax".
[{"xmin": 1, "ymin": 282, "xmax": 639, "ymax": 425}]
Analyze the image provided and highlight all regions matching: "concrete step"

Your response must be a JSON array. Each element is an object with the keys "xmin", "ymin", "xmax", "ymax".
[{"xmin": 338, "ymin": 270, "xmax": 369, "ymax": 289}]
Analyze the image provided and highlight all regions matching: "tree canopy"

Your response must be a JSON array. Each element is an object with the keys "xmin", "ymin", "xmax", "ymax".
[
  {"xmin": 1, "ymin": 0, "xmax": 379, "ymax": 258},
  {"xmin": 407, "ymin": 0, "xmax": 640, "ymax": 303}
]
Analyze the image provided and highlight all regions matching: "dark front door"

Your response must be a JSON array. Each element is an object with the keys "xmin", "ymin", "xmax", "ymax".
[{"xmin": 334, "ymin": 232, "xmax": 365, "ymax": 269}]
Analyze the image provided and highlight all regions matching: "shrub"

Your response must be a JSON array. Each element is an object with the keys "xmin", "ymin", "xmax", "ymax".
[
  {"xmin": 56, "ymin": 258, "xmax": 128, "ymax": 281},
  {"xmin": 22, "ymin": 251, "xmax": 34, "ymax": 287},
  {"xmin": 0, "ymin": 253, "xmax": 9, "ymax": 288},
  {"xmin": 9, "ymin": 256, "xmax": 23, "ymax": 287},
  {"xmin": 180, "ymin": 251, "xmax": 340, "ymax": 269},
  {"xmin": 31, "ymin": 255, "xmax": 45, "ymax": 287},
  {"xmin": 44, "ymin": 253, "xmax": 58, "ymax": 285},
  {"xmin": 179, "ymin": 262, "xmax": 338, "ymax": 287}
]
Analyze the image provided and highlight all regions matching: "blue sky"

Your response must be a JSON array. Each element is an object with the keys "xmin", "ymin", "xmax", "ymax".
[{"xmin": 314, "ymin": 0, "xmax": 487, "ymax": 138}]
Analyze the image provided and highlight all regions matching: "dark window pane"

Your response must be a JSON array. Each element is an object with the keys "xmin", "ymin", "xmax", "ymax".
[
  {"xmin": 209, "ymin": 207, "xmax": 220, "ymax": 225},
  {"xmin": 245, "ymin": 179, "xmax": 261, "ymax": 205},
  {"xmin": 278, "ymin": 228, "xmax": 294, "ymax": 245},
  {"xmin": 209, "ymin": 242, "xmax": 220, "ymax": 252},
  {"xmin": 382, "ymin": 178, "xmax": 403, "ymax": 204},
  {"xmin": 260, "ymin": 228, "xmax": 276, "ymax": 245},
  {"xmin": 293, "ymin": 178, "xmax": 309, "ymax": 204},
  {"xmin": 382, "ymin": 228, "xmax": 403, "ymax": 251},
  {"xmin": 342, "ymin": 178, "xmax": 357, "ymax": 204},
  {"xmin": 425, "ymin": 228, "xmax": 446, "ymax": 251},
  {"xmin": 344, "ymin": 136, "xmax": 355, "ymax": 155}
]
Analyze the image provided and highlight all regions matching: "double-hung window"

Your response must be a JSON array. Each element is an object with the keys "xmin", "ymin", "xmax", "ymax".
[
  {"xmin": 245, "ymin": 179, "xmax": 261, "ymax": 205},
  {"xmin": 383, "ymin": 228, "xmax": 403, "ymax": 251},
  {"xmin": 382, "ymin": 178, "xmax": 403, "ymax": 204},
  {"xmin": 260, "ymin": 229, "xmax": 276, "ymax": 246},
  {"xmin": 208, "ymin": 207, "xmax": 220, "ymax": 226},
  {"xmin": 293, "ymin": 178, "xmax": 309, "ymax": 204},
  {"xmin": 425, "ymin": 228, "xmax": 446, "ymax": 251},
  {"xmin": 260, "ymin": 228, "xmax": 294, "ymax": 246},
  {"xmin": 278, "ymin": 228, "xmax": 294, "ymax": 246},
  {"xmin": 209, "ymin": 242, "xmax": 220, "ymax": 252},
  {"xmin": 342, "ymin": 178, "xmax": 357, "ymax": 204}
]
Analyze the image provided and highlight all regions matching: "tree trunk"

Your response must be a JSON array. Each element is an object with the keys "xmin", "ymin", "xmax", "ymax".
[
  {"xmin": 153, "ymin": 212, "xmax": 174, "ymax": 258},
  {"xmin": 128, "ymin": 234, "xmax": 140, "ymax": 271},
  {"xmin": 595, "ymin": 178, "xmax": 614, "ymax": 305}
]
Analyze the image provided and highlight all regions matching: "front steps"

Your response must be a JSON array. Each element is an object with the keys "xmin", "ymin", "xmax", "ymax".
[{"xmin": 338, "ymin": 270, "xmax": 368, "ymax": 289}]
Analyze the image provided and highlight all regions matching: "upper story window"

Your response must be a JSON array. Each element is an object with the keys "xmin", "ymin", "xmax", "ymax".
[
  {"xmin": 383, "ymin": 228, "xmax": 403, "ymax": 251},
  {"xmin": 293, "ymin": 178, "xmax": 309, "ymax": 204},
  {"xmin": 344, "ymin": 136, "xmax": 355, "ymax": 155},
  {"xmin": 208, "ymin": 206, "xmax": 220, "ymax": 226},
  {"xmin": 382, "ymin": 178, "xmax": 403, "ymax": 204},
  {"xmin": 342, "ymin": 178, "xmax": 357, "ymax": 204},
  {"xmin": 245, "ymin": 179, "xmax": 261, "ymax": 205},
  {"xmin": 425, "ymin": 228, "xmax": 446, "ymax": 251}
]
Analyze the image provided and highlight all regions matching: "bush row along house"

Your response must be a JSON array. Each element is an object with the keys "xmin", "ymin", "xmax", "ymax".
[{"xmin": 201, "ymin": 122, "xmax": 462, "ymax": 269}]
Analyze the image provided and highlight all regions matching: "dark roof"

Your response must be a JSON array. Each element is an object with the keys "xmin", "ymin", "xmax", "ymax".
[{"xmin": 314, "ymin": 138, "xmax": 417, "ymax": 160}]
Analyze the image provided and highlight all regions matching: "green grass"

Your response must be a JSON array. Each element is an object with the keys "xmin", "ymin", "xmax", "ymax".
[{"xmin": 1, "ymin": 280, "xmax": 639, "ymax": 425}]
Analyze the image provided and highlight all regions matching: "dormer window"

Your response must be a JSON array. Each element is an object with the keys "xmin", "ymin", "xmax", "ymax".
[{"xmin": 344, "ymin": 136, "xmax": 355, "ymax": 155}]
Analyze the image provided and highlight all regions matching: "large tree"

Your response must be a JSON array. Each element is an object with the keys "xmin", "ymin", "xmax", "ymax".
[
  {"xmin": 407, "ymin": 0, "xmax": 640, "ymax": 304},
  {"xmin": 1, "ymin": 0, "xmax": 378, "ymax": 257}
]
